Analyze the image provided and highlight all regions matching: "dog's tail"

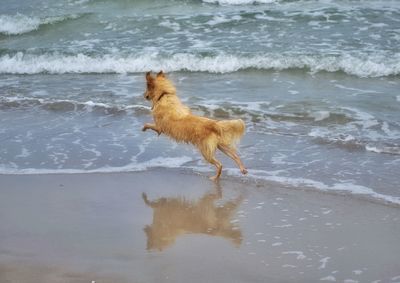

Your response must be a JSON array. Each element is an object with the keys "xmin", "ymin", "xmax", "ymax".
[{"xmin": 216, "ymin": 119, "xmax": 245, "ymax": 148}]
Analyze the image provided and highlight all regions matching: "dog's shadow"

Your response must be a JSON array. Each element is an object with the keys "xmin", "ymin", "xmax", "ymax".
[{"xmin": 142, "ymin": 184, "xmax": 244, "ymax": 251}]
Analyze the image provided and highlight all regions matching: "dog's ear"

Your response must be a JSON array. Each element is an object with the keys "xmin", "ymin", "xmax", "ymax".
[
  {"xmin": 157, "ymin": 70, "xmax": 165, "ymax": 78},
  {"xmin": 146, "ymin": 71, "xmax": 153, "ymax": 81}
]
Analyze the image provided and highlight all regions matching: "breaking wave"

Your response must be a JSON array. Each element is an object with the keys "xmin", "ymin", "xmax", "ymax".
[
  {"xmin": 202, "ymin": 0, "xmax": 278, "ymax": 5},
  {"xmin": 0, "ymin": 13, "xmax": 84, "ymax": 35},
  {"xmin": 0, "ymin": 52, "xmax": 399, "ymax": 77}
]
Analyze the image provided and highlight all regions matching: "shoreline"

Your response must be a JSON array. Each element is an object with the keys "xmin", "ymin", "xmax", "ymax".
[
  {"xmin": 1, "ymin": 169, "xmax": 399, "ymax": 282},
  {"xmin": 1, "ymin": 167, "xmax": 399, "ymax": 208}
]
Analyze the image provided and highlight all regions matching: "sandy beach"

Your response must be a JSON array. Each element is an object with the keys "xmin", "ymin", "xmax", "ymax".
[
  {"xmin": 1, "ymin": 0, "xmax": 400, "ymax": 282},
  {"xmin": 1, "ymin": 170, "xmax": 399, "ymax": 283}
]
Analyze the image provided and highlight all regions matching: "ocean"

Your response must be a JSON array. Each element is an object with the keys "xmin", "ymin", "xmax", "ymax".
[{"xmin": 1, "ymin": 0, "xmax": 399, "ymax": 204}]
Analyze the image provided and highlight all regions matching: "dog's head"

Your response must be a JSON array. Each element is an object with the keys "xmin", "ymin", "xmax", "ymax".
[
  {"xmin": 144, "ymin": 71, "xmax": 156, "ymax": 101},
  {"xmin": 144, "ymin": 71, "xmax": 175, "ymax": 103}
]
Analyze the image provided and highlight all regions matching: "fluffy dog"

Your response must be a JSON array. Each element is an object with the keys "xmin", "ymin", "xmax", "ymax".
[{"xmin": 142, "ymin": 71, "xmax": 247, "ymax": 181}]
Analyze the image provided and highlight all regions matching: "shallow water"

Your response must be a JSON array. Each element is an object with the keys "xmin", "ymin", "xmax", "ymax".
[{"xmin": 0, "ymin": 0, "xmax": 400, "ymax": 204}]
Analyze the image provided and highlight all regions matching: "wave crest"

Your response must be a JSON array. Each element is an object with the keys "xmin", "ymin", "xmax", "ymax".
[
  {"xmin": 0, "ymin": 52, "xmax": 399, "ymax": 77},
  {"xmin": 202, "ymin": 0, "xmax": 277, "ymax": 4},
  {"xmin": 0, "ymin": 13, "xmax": 82, "ymax": 35}
]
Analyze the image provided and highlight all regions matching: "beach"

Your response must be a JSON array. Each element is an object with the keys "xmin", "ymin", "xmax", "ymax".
[
  {"xmin": 1, "ymin": 170, "xmax": 399, "ymax": 283},
  {"xmin": 1, "ymin": 0, "xmax": 400, "ymax": 202},
  {"xmin": 1, "ymin": 0, "xmax": 400, "ymax": 281}
]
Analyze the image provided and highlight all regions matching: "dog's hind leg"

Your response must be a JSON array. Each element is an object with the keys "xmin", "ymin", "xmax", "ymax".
[
  {"xmin": 218, "ymin": 145, "xmax": 248, "ymax": 175},
  {"xmin": 199, "ymin": 142, "xmax": 222, "ymax": 181},
  {"xmin": 207, "ymin": 156, "xmax": 222, "ymax": 182}
]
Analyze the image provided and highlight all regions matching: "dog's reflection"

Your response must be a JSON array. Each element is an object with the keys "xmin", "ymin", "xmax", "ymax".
[{"xmin": 142, "ymin": 186, "xmax": 243, "ymax": 251}]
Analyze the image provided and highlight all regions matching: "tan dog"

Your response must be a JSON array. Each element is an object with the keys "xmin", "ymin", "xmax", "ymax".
[{"xmin": 142, "ymin": 71, "xmax": 248, "ymax": 181}]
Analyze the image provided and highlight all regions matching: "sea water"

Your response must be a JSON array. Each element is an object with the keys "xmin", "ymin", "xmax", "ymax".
[{"xmin": 0, "ymin": 0, "xmax": 399, "ymax": 204}]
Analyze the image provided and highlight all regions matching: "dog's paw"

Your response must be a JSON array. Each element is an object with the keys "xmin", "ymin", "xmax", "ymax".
[{"xmin": 142, "ymin": 125, "xmax": 148, "ymax": 132}]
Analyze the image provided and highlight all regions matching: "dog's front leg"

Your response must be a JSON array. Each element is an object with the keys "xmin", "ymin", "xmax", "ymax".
[{"xmin": 142, "ymin": 123, "xmax": 162, "ymax": 136}]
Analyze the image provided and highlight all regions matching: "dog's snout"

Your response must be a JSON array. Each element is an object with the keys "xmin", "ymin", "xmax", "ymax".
[{"xmin": 144, "ymin": 92, "xmax": 150, "ymax": 100}]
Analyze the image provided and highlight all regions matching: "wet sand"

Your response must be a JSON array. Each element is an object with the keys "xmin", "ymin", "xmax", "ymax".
[{"xmin": 0, "ymin": 170, "xmax": 399, "ymax": 283}]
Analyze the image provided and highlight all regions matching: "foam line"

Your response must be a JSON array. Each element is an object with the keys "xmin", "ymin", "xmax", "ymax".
[{"xmin": 1, "ymin": 52, "xmax": 399, "ymax": 77}]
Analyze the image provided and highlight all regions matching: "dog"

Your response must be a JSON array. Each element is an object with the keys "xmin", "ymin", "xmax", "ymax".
[{"xmin": 142, "ymin": 71, "xmax": 247, "ymax": 181}]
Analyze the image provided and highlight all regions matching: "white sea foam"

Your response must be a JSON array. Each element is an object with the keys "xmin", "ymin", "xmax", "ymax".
[
  {"xmin": 334, "ymin": 84, "xmax": 380, "ymax": 95},
  {"xmin": 202, "ymin": 0, "xmax": 277, "ymax": 5},
  {"xmin": 0, "ymin": 13, "xmax": 81, "ymax": 35},
  {"xmin": 0, "ymin": 14, "xmax": 41, "ymax": 35},
  {"xmin": 225, "ymin": 168, "xmax": 400, "ymax": 206},
  {"xmin": 282, "ymin": 251, "xmax": 306, "ymax": 260},
  {"xmin": 0, "ymin": 96, "xmax": 150, "ymax": 113},
  {"xmin": 365, "ymin": 145, "xmax": 400, "ymax": 155},
  {"xmin": 159, "ymin": 20, "xmax": 180, "ymax": 32},
  {"xmin": 320, "ymin": 275, "xmax": 336, "ymax": 282},
  {"xmin": 307, "ymin": 106, "xmax": 400, "ymax": 153},
  {"xmin": 1, "ymin": 52, "xmax": 399, "ymax": 77},
  {"xmin": 83, "ymin": 100, "xmax": 111, "ymax": 112},
  {"xmin": 206, "ymin": 15, "xmax": 231, "ymax": 25},
  {"xmin": 0, "ymin": 156, "xmax": 193, "ymax": 175},
  {"xmin": 205, "ymin": 14, "xmax": 242, "ymax": 26},
  {"xmin": 310, "ymin": 129, "xmax": 400, "ymax": 155},
  {"xmin": 342, "ymin": 107, "xmax": 379, "ymax": 129},
  {"xmin": 319, "ymin": 257, "xmax": 330, "ymax": 269},
  {"xmin": 15, "ymin": 148, "xmax": 31, "ymax": 159},
  {"xmin": 2, "ymin": 160, "xmax": 399, "ymax": 206},
  {"xmin": 311, "ymin": 111, "xmax": 330, "ymax": 121}
]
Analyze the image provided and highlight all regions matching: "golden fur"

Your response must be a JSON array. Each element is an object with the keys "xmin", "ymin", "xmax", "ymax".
[{"xmin": 142, "ymin": 71, "xmax": 247, "ymax": 180}]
